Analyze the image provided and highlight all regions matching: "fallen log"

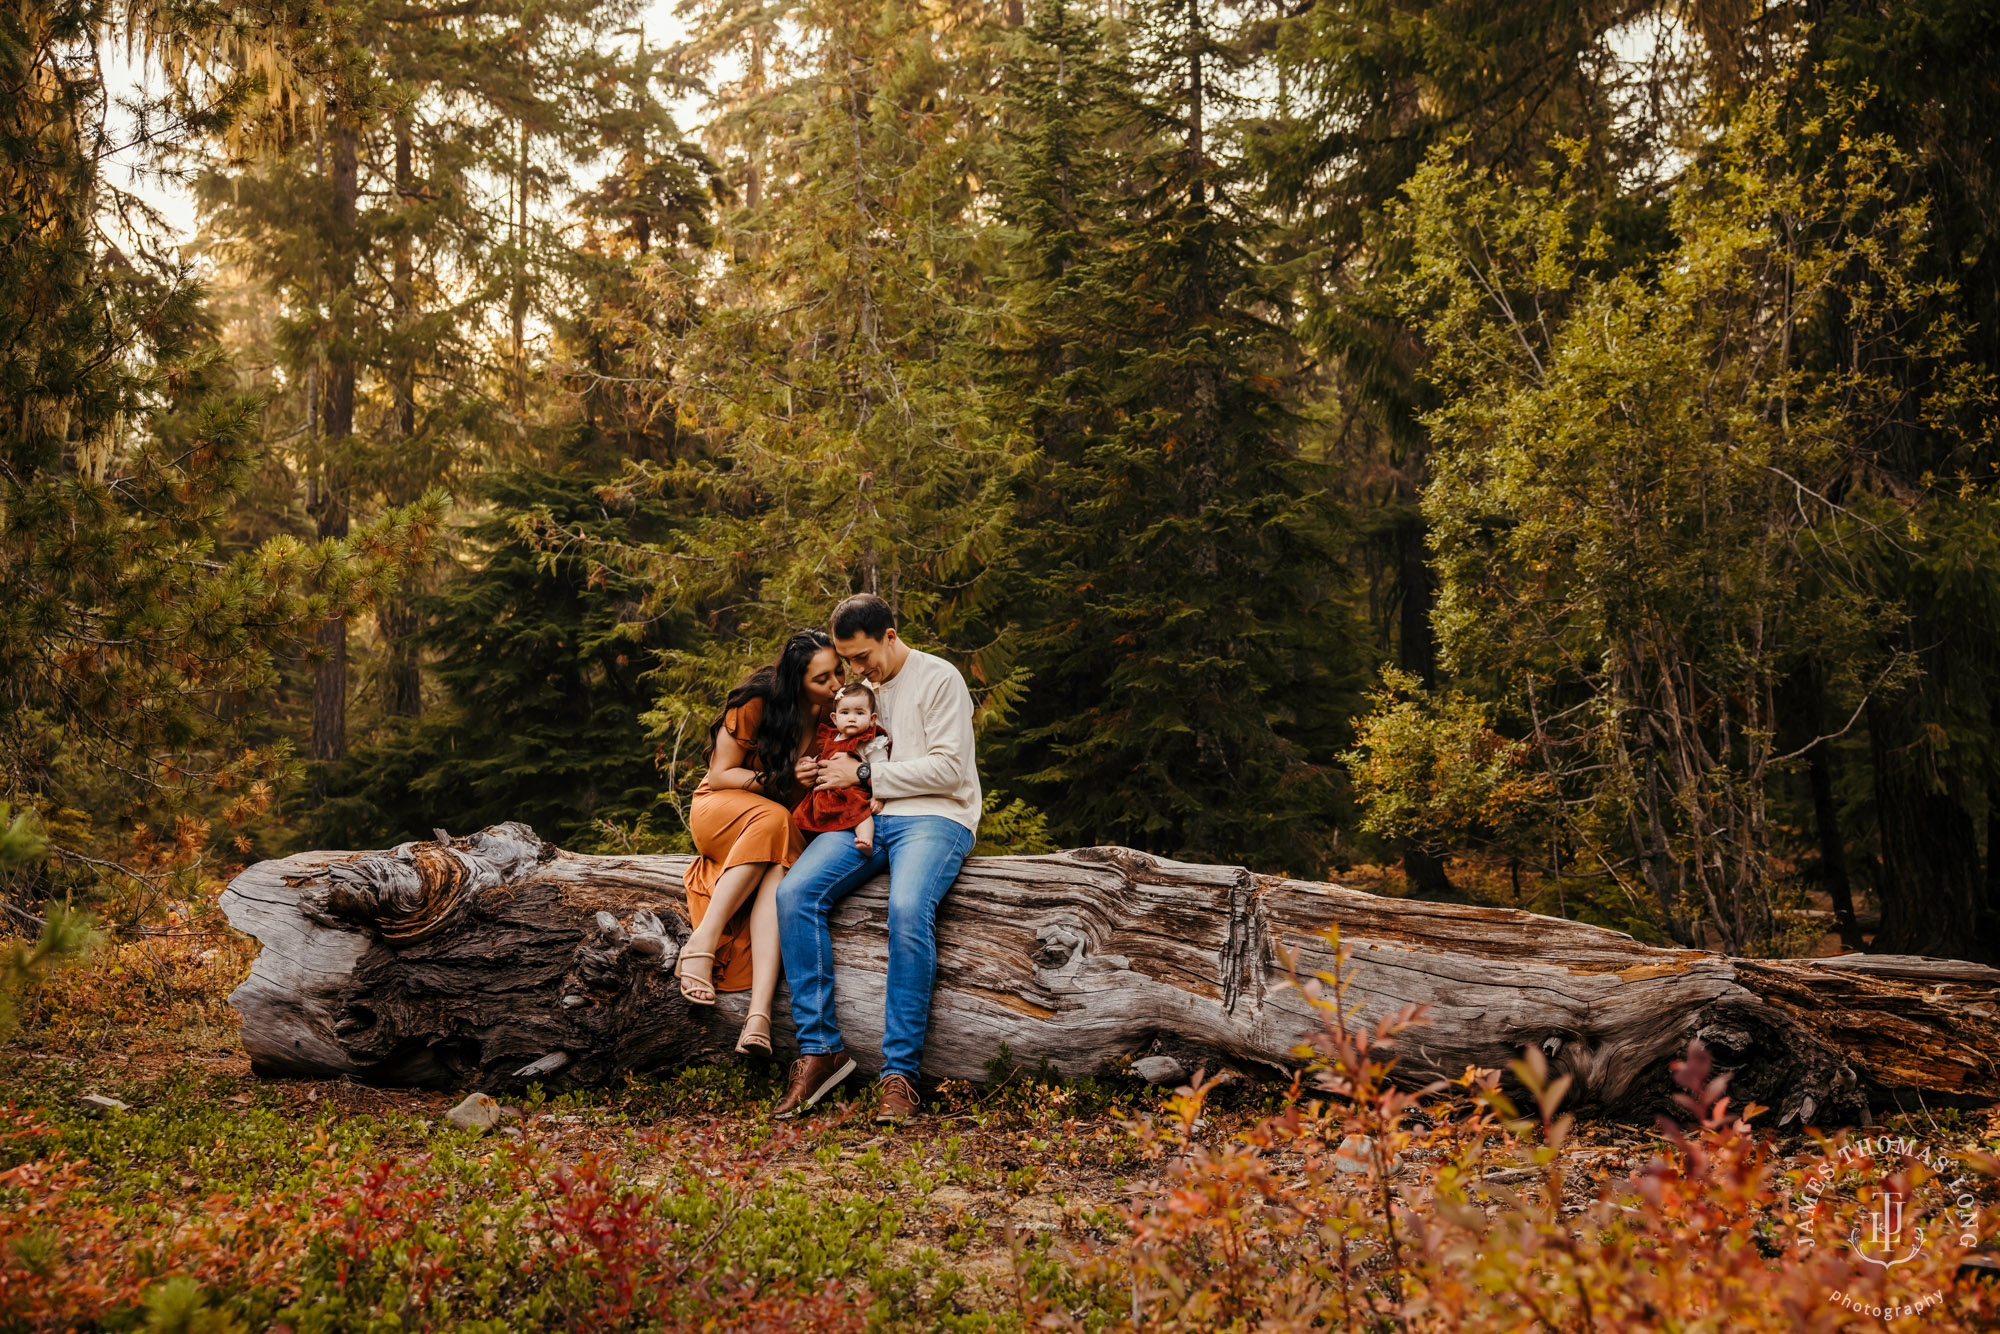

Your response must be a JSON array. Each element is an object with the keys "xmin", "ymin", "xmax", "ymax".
[{"xmin": 219, "ymin": 823, "xmax": 2000, "ymax": 1125}]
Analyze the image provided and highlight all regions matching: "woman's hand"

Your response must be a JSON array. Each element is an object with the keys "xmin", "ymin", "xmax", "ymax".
[{"xmin": 794, "ymin": 754, "xmax": 821, "ymax": 787}]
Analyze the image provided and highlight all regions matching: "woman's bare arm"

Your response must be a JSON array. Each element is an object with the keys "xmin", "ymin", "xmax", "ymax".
[{"xmin": 707, "ymin": 728, "xmax": 778, "ymax": 794}]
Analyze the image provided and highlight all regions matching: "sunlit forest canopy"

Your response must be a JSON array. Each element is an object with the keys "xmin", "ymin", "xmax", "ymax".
[{"xmin": 4, "ymin": 0, "xmax": 1998, "ymax": 964}]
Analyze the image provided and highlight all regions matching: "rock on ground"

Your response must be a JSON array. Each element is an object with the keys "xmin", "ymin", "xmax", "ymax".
[{"xmin": 447, "ymin": 1092, "xmax": 504, "ymax": 1133}]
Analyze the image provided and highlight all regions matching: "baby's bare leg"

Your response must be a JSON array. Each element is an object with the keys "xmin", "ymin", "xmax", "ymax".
[{"xmin": 854, "ymin": 814, "xmax": 875, "ymax": 855}]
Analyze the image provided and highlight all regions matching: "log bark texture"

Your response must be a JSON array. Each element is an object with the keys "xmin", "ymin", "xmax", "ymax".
[{"xmin": 219, "ymin": 824, "xmax": 2000, "ymax": 1125}]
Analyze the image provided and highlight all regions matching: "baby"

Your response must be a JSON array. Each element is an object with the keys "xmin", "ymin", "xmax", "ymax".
[{"xmin": 793, "ymin": 682, "xmax": 893, "ymax": 853}]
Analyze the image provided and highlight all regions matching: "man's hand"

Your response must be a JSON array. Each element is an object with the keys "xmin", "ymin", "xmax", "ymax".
[
  {"xmin": 794, "ymin": 754, "xmax": 821, "ymax": 787},
  {"xmin": 815, "ymin": 753, "xmax": 862, "ymax": 791}
]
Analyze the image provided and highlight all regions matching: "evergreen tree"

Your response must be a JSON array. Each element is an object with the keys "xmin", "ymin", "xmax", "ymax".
[
  {"xmin": 1250, "ymin": 0, "xmax": 1668, "ymax": 676},
  {"xmin": 1, "ymin": 0, "xmax": 439, "ymax": 907},
  {"xmin": 605, "ymin": 0, "xmax": 1019, "ymax": 733},
  {"xmin": 313, "ymin": 75, "xmax": 720, "ymax": 851},
  {"xmin": 989, "ymin": 0, "xmax": 1357, "ymax": 873},
  {"xmin": 312, "ymin": 457, "xmax": 696, "ymax": 849},
  {"xmin": 1394, "ymin": 92, "xmax": 1995, "ymax": 957},
  {"xmin": 1770, "ymin": 0, "xmax": 2000, "ymax": 958},
  {"xmin": 196, "ymin": 0, "xmax": 701, "ymax": 801},
  {"xmin": 1248, "ymin": 0, "xmax": 1681, "ymax": 895}
]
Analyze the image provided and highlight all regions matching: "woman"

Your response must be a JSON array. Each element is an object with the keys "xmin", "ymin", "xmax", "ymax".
[{"xmin": 678, "ymin": 629, "xmax": 844, "ymax": 1054}]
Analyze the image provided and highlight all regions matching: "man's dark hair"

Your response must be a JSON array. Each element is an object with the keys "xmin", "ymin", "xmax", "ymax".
[
  {"xmin": 831, "ymin": 594, "xmax": 896, "ymax": 641},
  {"xmin": 834, "ymin": 681, "xmax": 877, "ymax": 711}
]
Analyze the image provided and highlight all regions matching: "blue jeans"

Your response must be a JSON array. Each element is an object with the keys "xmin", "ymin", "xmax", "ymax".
[{"xmin": 777, "ymin": 814, "xmax": 974, "ymax": 1079}]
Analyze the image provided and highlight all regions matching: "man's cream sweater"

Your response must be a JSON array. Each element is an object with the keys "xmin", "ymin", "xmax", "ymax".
[{"xmin": 869, "ymin": 646, "xmax": 982, "ymax": 833}]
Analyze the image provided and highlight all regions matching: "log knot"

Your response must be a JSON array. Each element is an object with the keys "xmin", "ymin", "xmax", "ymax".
[
  {"xmin": 1069, "ymin": 846, "xmax": 1265, "ymax": 1014},
  {"xmin": 565, "ymin": 908, "xmax": 674, "ymax": 997},
  {"xmin": 1069, "ymin": 845, "xmax": 1166, "ymax": 879},
  {"xmin": 1032, "ymin": 924, "xmax": 1088, "ymax": 983}
]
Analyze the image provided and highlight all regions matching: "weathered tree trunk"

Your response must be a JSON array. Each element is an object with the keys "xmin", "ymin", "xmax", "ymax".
[{"xmin": 219, "ymin": 825, "xmax": 2000, "ymax": 1126}]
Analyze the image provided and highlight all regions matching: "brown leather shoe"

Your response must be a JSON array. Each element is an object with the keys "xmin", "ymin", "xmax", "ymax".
[
  {"xmin": 875, "ymin": 1073, "xmax": 921, "ymax": 1125},
  {"xmin": 772, "ymin": 1051, "xmax": 856, "ymax": 1120}
]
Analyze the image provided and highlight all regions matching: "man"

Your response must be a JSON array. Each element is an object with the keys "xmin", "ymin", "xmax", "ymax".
[{"xmin": 771, "ymin": 594, "xmax": 982, "ymax": 1124}]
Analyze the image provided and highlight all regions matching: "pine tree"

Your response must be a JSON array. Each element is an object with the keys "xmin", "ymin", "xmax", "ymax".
[
  {"xmin": 313, "ymin": 134, "xmax": 719, "ymax": 851},
  {"xmin": 1393, "ymin": 85, "xmax": 1996, "ymax": 957},
  {"xmin": 196, "ymin": 0, "xmax": 697, "ymax": 801},
  {"xmin": 1773, "ymin": 0, "xmax": 2000, "ymax": 958},
  {"xmin": 603, "ymin": 0, "xmax": 1019, "ymax": 723},
  {"xmin": 311, "ymin": 456, "xmax": 697, "ymax": 849},
  {"xmin": 1247, "ymin": 0, "xmax": 1678, "ymax": 896},
  {"xmin": 0, "ymin": 0, "xmax": 440, "ymax": 904},
  {"xmin": 988, "ymin": 0, "xmax": 1357, "ymax": 873}
]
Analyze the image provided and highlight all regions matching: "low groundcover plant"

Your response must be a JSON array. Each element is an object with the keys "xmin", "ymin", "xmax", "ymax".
[
  {"xmin": 0, "ymin": 1111, "xmax": 871, "ymax": 1333},
  {"xmin": 1015, "ymin": 929, "xmax": 2000, "ymax": 1333}
]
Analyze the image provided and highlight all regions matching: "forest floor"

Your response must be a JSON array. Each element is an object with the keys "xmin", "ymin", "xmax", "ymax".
[
  {"xmin": 7, "ymin": 921, "xmax": 2000, "ymax": 1331},
  {"xmin": 2, "ymin": 1011, "xmax": 1680, "ymax": 1324}
]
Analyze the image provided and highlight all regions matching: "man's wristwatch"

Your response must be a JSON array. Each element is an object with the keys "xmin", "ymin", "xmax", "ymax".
[{"xmin": 856, "ymin": 762, "xmax": 873, "ymax": 792}]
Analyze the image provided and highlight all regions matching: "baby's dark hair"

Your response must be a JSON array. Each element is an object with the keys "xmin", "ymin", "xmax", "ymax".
[{"xmin": 834, "ymin": 681, "xmax": 877, "ymax": 712}]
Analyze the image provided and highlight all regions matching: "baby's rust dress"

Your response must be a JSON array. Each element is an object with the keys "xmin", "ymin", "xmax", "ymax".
[{"xmin": 792, "ymin": 720, "xmax": 890, "ymax": 834}]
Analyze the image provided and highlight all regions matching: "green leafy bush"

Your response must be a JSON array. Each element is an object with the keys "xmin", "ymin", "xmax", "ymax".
[{"xmin": 1341, "ymin": 669, "xmax": 1551, "ymax": 860}]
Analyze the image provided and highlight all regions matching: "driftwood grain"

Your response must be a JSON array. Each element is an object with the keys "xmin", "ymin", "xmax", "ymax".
[{"xmin": 219, "ymin": 824, "xmax": 2000, "ymax": 1124}]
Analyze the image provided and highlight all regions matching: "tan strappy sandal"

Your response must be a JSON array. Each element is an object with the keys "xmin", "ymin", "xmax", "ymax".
[
  {"xmin": 736, "ymin": 1011, "xmax": 772, "ymax": 1056},
  {"xmin": 675, "ymin": 949, "xmax": 718, "ymax": 1006}
]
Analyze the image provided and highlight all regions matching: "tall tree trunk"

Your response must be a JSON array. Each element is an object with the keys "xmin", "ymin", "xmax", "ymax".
[
  {"xmin": 379, "ymin": 601, "xmax": 423, "ymax": 719},
  {"xmin": 1989, "ymin": 681, "xmax": 2000, "ymax": 932},
  {"xmin": 1867, "ymin": 688, "xmax": 1991, "ymax": 962},
  {"xmin": 392, "ymin": 113, "xmax": 416, "ymax": 439},
  {"xmin": 1987, "ymin": 780, "xmax": 2000, "ymax": 927},
  {"xmin": 746, "ymin": 30, "xmax": 765, "ymax": 211},
  {"xmin": 375, "ymin": 114, "xmax": 424, "ymax": 721},
  {"xmin": 309, "ymin": 485, "xmax": 349, "ymax": 792},
  {"xmin": 1799, "ymin": 666, "xmax": 1862, "ymax": 948},
  {"xmin": 511, "ymin": 116, "xmax": 529, "ymax": 413},
  {"xmin": 310, "ymin": 121, "xmax": 359, "ymax": 805},
  {"xmin": 1394, "ymin": 496, "xmax": 1456, "ymax": 899},
  {"xmin": 1185, "ymin": 0, "xmax": 1203, "ymax": 206}
]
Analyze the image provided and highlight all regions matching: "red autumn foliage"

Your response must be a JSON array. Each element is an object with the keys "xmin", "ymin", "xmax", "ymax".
[
  {"xmin": 0, "ymin": 1111, "xmax": 870, "ymax": 1332},
  {"xmin": 1018, "ymin": 929, "xmax": 2000, "ymax": 1332}
]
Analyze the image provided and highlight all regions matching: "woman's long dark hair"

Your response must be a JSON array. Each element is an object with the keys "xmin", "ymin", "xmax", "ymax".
[{"xmin": 705, "ymin": 629, "xmax": 834, "ymax": 794}]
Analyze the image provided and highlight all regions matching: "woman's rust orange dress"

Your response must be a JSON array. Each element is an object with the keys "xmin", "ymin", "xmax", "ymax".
[{"xmin": 682, "ymin": 697, "xmax": 807, "ymax": 992}]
